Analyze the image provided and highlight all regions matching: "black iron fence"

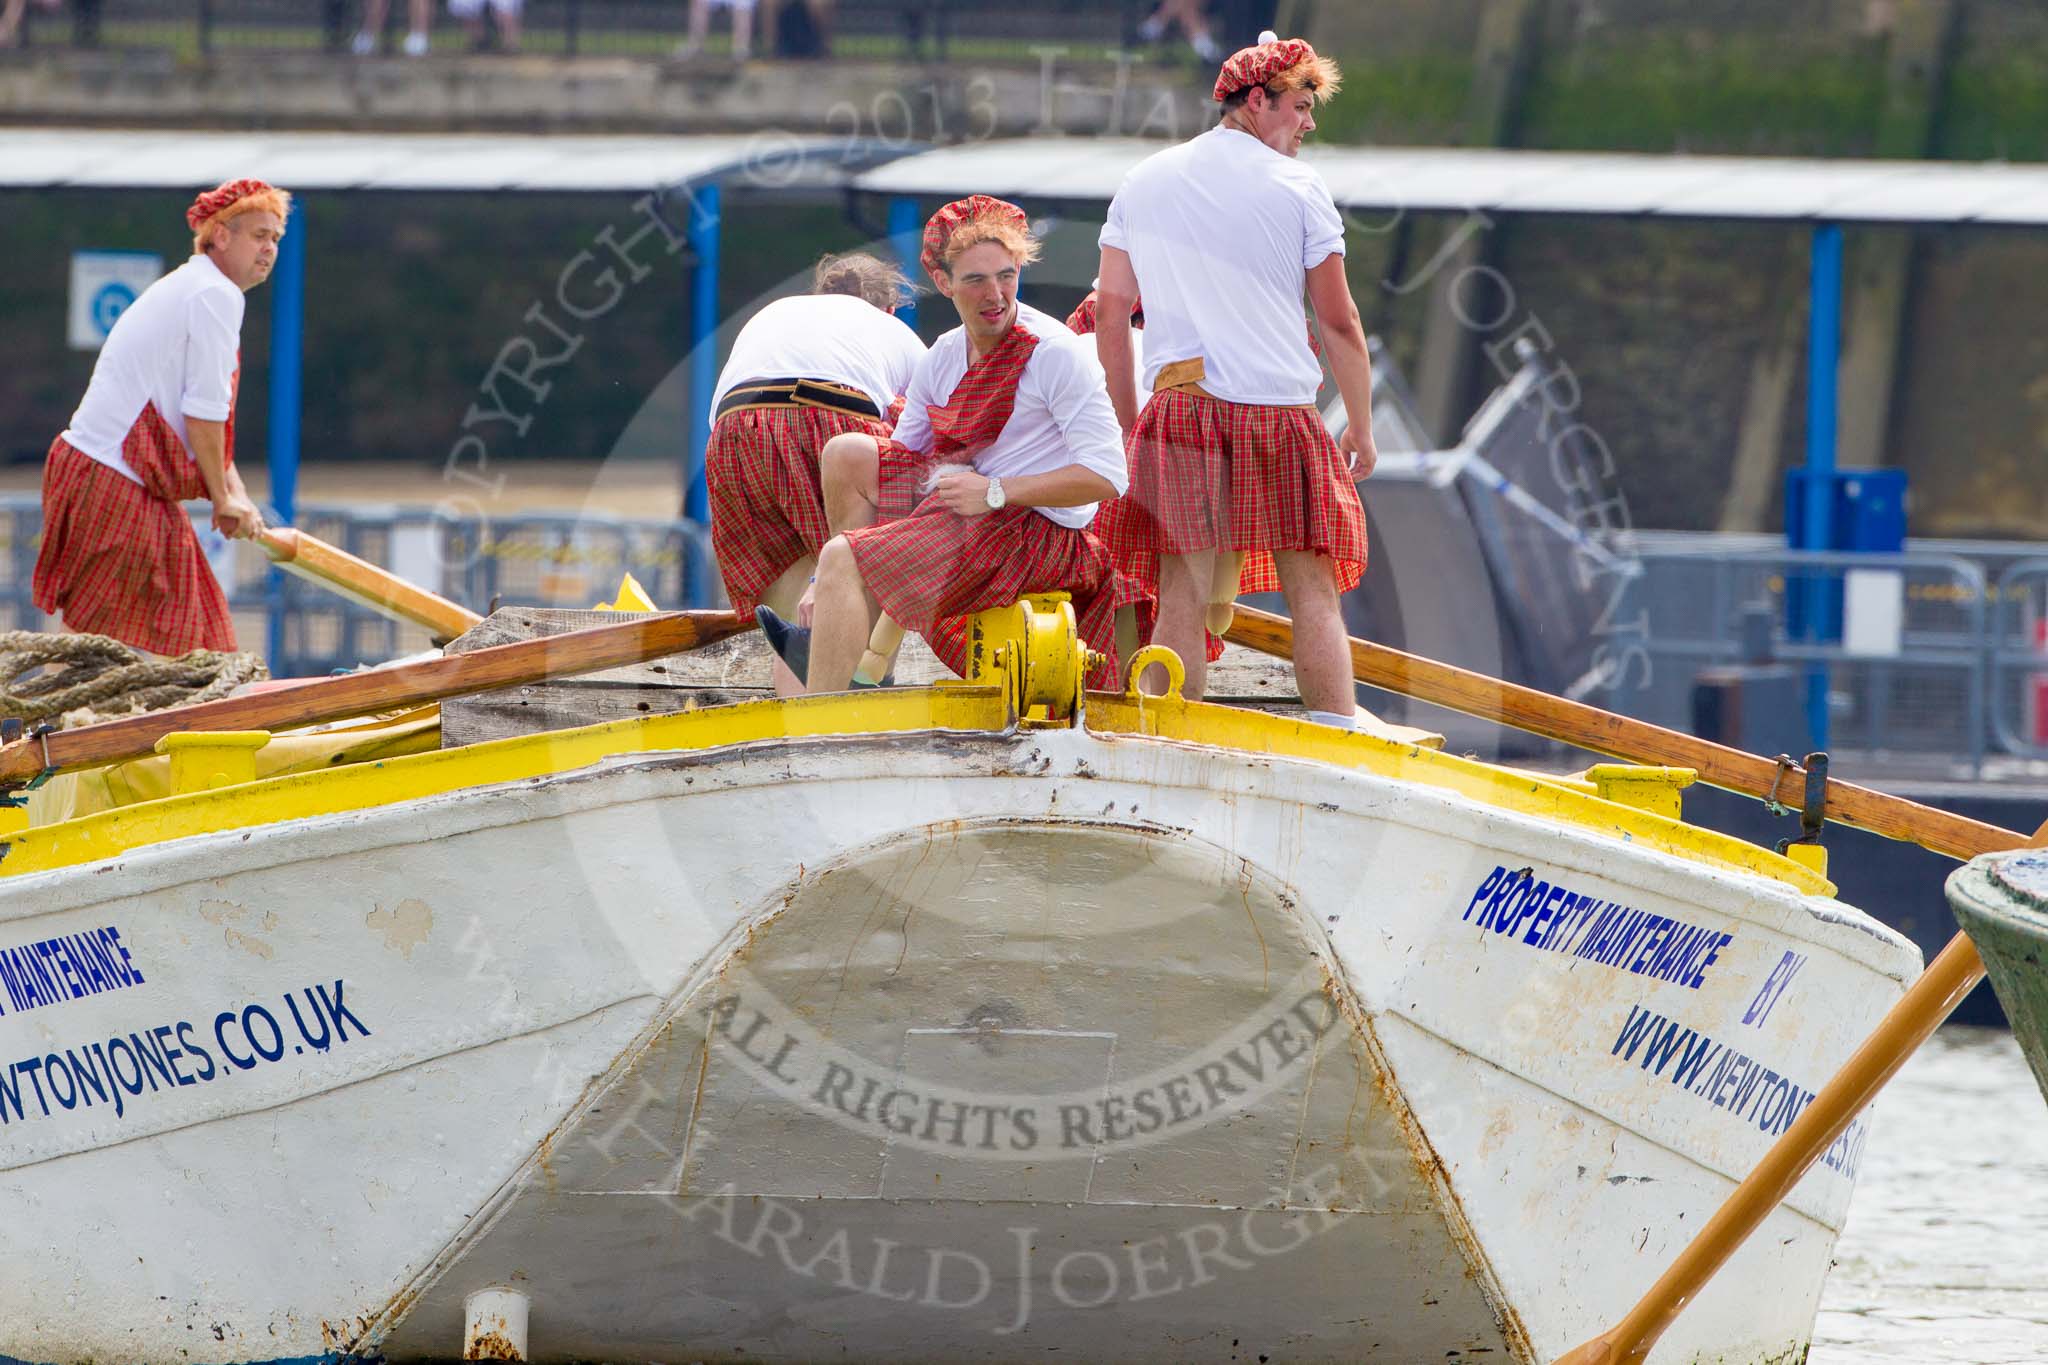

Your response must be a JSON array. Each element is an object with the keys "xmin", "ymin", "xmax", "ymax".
[{"xmin": 7, "ymin": 0, "xmax": 1151, "ymax": 59}]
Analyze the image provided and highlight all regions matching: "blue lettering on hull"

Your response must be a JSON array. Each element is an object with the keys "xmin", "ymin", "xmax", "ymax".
[
  {"xmin": 1459, "ymin": 866, "xmax": 1734, "ymax": 990},
  {"xmin": 0, "ymin": 980, "xmax": 370, "ymax": 1131},
  {"xmin": 1610, "ymin": 1002, "xmax": 1868, "ymax": 1181},
  {"xmin": 0, "ymin": 925, "xmax": 144, "ymax": 1017}
]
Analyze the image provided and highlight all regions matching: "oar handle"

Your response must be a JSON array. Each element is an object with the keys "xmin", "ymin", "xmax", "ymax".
[{"xmin": 255, "ymin": 526, "xmax": 483, "ymax": 639}]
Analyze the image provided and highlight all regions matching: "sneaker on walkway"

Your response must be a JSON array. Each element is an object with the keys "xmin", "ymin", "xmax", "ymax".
[
  {"xmin": 402, "ymin": 29, "xmax": 428, "ymax": 55},
  {"xmin": 349, "ymin": 29, "xmax": 375, "ymax": 54}
]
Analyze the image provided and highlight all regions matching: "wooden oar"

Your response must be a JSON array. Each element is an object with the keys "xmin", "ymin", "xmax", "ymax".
[
  {"xmin": 1222, "ymin": 602, "xmax": 2031, "ymax": 1364},
  {"xmin": 258, "ymin": 527, "xmax": 483, "ymax": 640},
  {"xmin": 0, "ymin": 611, "xmax": 751, "ymax": 791},
  {"xmin": 1223, "ymin": 603, "xmax": 2022, "ymax": 862}
]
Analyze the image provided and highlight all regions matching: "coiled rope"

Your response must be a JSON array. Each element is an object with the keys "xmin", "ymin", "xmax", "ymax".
[{"xmin": 0, "ymin": 632, "xmax": 267, "ymax": 730}]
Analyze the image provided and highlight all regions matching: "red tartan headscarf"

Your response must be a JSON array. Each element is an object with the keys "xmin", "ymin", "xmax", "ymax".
[
  {"xmin": 920, "ymin": 195, "xmax": 1034, "ymax": 278},
  {"xmin": 1212, "ymin": 33, "xmax": 1341, "ymax": 103},
  {"xmin": 187, "ymin": 179, "xmax": 283, "ymax": 230}
]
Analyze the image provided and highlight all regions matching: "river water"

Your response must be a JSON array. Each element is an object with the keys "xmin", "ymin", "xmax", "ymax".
[{"xmin": 1811, "ymin": 1024, "xmax": 2048, "ymax": 1364}]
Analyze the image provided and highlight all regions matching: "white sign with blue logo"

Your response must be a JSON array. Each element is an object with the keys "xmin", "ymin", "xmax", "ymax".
[{"xmin": 68, "ymin": 250, "xmax": 163, "ymax": 351}]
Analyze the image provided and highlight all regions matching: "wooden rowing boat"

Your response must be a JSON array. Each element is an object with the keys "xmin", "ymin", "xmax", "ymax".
[{"xmin": 0, "ymin": 599, "xmax": 1921, "ymax": 1363}]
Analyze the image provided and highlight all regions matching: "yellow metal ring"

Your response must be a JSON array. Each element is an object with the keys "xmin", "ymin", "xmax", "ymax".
[{"xmin": 1124, "ymin": 645, "xmax": 1186, "ymax": 700}]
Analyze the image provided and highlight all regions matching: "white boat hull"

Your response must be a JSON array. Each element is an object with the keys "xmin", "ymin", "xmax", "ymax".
[{"xmin": 0, "ymin": 727, "xmax": 1918, "ymax": 1363}]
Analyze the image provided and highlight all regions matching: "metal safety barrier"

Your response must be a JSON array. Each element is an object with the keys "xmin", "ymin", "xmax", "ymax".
[
  {"xmin": 1620, "ymin": 547, "xmax": 1992, "ymax": 774},
  {"xmin": 1990, "ymin": 557, "xmax": 2048, "ymax": 761}
]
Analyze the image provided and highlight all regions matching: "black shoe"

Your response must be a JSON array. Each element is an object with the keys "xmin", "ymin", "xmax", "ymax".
[{"xmin": 756, "ymin": 605, "xmax": 812, "ymax": 682}]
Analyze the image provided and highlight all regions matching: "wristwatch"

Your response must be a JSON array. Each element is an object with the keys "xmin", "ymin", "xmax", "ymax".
[{"xmin": 984, "ymin": 475, "xmax": 1006, "ymax": 510}]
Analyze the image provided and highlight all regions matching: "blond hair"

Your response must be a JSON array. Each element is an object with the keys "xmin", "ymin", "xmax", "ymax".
[
  {"xmin": 812, "ymin": 251, "xmax": 912, "ymax": 311},
  {"xmin": 935, "ymin": 214, "xmax": 1041, "ymax": 277},
  {"xmin": 192, "ymin": 186, "xmax": 293, "ymax": 257},
  {"xmin": 1222, "ymin": 54, "xmax": 1343, "ymax": 109}
]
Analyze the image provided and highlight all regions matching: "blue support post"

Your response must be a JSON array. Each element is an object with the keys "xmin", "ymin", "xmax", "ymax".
[
  {"xmin": 1798, "ymin": 221, "xmax": 1843, "ymax": 751},
  {"xmin": 265, "ymin": 197, "xmax": 307, "ymax": 667},
  {"xmin": 889, "ymin": 195, "xmax": 921, "ymax": 328},
  {"xmin": 685, "ymin": 180, "xmax": 721, "ymax": 605}
]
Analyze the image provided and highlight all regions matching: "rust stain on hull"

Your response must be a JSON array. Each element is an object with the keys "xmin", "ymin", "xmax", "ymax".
[{"xmin": 1315, "ymin": 963, "xmax": 1541, "ymax": 1364}]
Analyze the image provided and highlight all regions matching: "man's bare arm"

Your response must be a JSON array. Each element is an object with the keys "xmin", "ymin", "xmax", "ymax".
[
  {"xmin": 186, "ymin": 418, "xmax": 264, "ymax": 538},
  {"xmin": 1096, "ymin": 246, "xmax": 1143, "ymax": 432},
  {"xmin": 928, "ymin": 465, "xmax": 1118, "ymax": 517},
  {"xmin": 1305, "ymin": 254, "xmax": 1378, "ymax": 479}
]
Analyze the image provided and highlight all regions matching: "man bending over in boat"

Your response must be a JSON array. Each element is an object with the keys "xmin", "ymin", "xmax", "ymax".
[
  {"xmin": 705, "ymin": 251, "xmax": 926, "ymax": 694},
  {"xmin": 1093, "ymin": 32, "xmax": 1378, "ymax": 729},
  {"xmin": 32, "ymin": 178, "xmax": 285, "ymax": 656},
  {"xmin": 758, "ymin": 195, "xmax": 1146, "ymax": 693}
]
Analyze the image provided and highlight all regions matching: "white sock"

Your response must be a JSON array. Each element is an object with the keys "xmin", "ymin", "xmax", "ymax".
[{"xmin": 1306, "ymin": 709, "xmax": 1357, "ymax": 730}]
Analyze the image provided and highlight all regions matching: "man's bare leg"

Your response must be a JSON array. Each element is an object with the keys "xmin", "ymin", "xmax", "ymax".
[
  {"xmin": 808, "ymin": 536, "xmax": 881, "ymax": 693},
  {"xmin": 757, "ymin": 555, "xmax": 817, "ymax": 697},
  {"xmin": 1146, "ymin": 548, "xmax": 1216, "ymax": 699},
  {"xmin": 820, "ymin": 433, "xmax": 883, "ymax": 536},
  {"xmin": 818, "ymin": 432, "xmax": 905, "ymax": 680},
  {"xmin": 1273, "ymin": 549, "xmax": 1354, "ymax": 717}
]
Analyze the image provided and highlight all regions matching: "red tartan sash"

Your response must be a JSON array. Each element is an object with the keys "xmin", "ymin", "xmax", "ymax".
[{"xmin": 924, "ymin": 323, "xmax": 1037, "ymax": 462}]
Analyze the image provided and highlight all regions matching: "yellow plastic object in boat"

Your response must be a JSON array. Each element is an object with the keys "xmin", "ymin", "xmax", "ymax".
[{"xmin": 592, "ymin": 572, "xmax": 659, "ymax": 613}]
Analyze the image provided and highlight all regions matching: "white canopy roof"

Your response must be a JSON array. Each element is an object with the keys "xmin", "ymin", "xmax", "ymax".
[
  {"xmin": 850, "ymin": 136, "xmax": 2048, "ymax": 227},
  {"xmin": 0, "ymin": 127, "xmax": 873, "ymax": 193},
  {"xmin": 9, "ymin": 127, "xmax": 2048, "ymax": 226}
]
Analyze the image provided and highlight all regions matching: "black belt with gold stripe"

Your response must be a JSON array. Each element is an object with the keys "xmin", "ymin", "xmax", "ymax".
[{"xmin": 714, "ymin": 377, "xmax": 882, "ymax": 421}]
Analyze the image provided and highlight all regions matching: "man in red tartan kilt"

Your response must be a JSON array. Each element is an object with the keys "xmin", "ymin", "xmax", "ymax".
[
  {"xmin": 1094, "ymin": 32, "xmax": 1380, "ymax": 728},
  {"xmin": 760, "ymin": 196, "xmax": 1146, "ymax": 694},
  {"xmin": 705, "ymin": 251, "xmax": 924, "ymax": 693},
  {"xmin": 32, "ymin": 178, "xmax": 286, "ymax": 657}
]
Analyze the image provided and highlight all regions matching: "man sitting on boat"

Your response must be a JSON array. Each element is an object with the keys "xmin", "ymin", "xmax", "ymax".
[
  {"xmin": 32, "ymin": 177, "xmax": 285, "ymax": 656},
  {"xmin": 759, "ymin": 195, "xmax": 1146, "ymax": 693},
  {"xmin": 705, "ymin": 251, "xmax": 925, "ymax": 694},
  {"xmin": 1093, "ymin": 32, "xmax": 1378, "ymax": 729}
]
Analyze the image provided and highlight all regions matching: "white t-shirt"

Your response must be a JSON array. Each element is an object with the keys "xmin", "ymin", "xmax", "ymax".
[
  {"xmin": 893, "ymin": 302, "xmax": 1129, "ymax": 530},
  {"xmin": 61, "ymin": 254, "xmax": 243, "ymax": 486},
  {"xmin": 712, "ymin": 293, "xmax": 926, "ymax": 416},
  {"xmin": 1100, "ymin": 125, "xmax": 1345, "ymax": 406}
]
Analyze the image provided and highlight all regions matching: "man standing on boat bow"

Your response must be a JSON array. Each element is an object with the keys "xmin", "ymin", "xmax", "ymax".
[
  {"xmin": 1094, "ymin": 32, "xmax": 1377, "ymax": 729},
  {"xmin": 706, "ymin": 251, "xmax": 925, "ymax": 694},
  {"xmin": 759, "ymin": 196, "xmax": 1146, "ymax": 693},
  {"xmin": 33, "ymin": 178, "xmax": 287, "ymax": 657}
]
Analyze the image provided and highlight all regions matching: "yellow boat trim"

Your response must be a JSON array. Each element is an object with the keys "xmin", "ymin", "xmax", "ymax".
[
  {"xmin": 1085, "ymin": 693, "xmax": 1833, "ymax": 896},
  {"xmin": 0, "ymin": 684, "xmax": 1829, "ymax": 896},
  {"xmin": 0, "ymin": 687, "xmax": 1008, "ymax": 879}
]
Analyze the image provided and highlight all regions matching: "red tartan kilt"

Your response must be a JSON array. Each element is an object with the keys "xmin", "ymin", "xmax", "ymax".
[
  {"xmin": 845, "ymin": 500, "xmax": 1149, "ymax": 689},
  {"xmin": 875, "ymin": 439, "xmax": 945, "ymax": 523},
  {"xmin": 32, "ymin": 435, "xmax": 235, "ymax": 656},
  {"xmin": 1097, "ymin": 389, "xmax": 1368, "ymax": 597},
  {"xmin": 705, "ymin": 405, "xmax": 891, "ymax": 613}
]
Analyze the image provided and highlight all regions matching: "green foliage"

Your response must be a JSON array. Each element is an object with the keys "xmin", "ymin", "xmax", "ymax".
[
  {"xmin": 1516, "ymin": 33, "xmax": 1887, "ymax": 156},
  {"xmin": 1308, "ymin": 55, "xmax": 1476, "ymax": 148},
  {"xmin": 1941, "ymin": 54, "xmax": 2048, "ymax": 163}
]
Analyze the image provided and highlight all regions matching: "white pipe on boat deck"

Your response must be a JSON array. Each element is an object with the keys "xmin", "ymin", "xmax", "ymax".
[{"xmin": 463, "ymin": 1285, "xmax": 530, "ymax": 1361}]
